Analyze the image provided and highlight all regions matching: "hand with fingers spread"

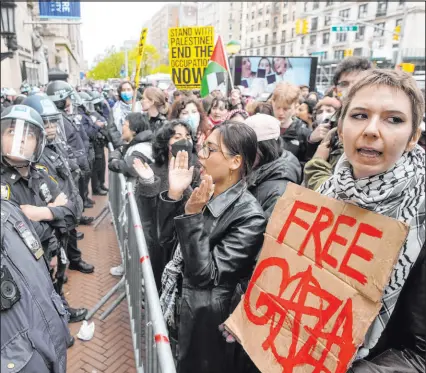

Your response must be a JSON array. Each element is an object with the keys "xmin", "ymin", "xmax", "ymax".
[
  {"xmin": 133, "ymin": 158, "xmax": 154, "ymax": 181},
  {"xmin": 168, "ymin": 150, "xmax": 194, "ymax": 201},
  {"xmin": 314, "ymin": 127, "xmax": 338, "ymax": 161},
  {"xmin": 185, "ymin": 174, "xmax": 214, "ymax": 215},
  {"xmin": 310, "ymin": 122, "xmax": 331, "ymax": 143}
]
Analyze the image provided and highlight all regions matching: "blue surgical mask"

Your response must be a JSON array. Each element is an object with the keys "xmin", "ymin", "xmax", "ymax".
[
  {"xmin": 121, "ymin": 91, "xmax": 133, "ymax": 102},
  {"xmin": 186, "ymin": 113, "xmax": 201, "ymax": 132}
]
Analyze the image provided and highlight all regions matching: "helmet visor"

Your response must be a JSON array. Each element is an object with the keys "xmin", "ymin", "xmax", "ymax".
[
  {"xmin": 84, "ymin": 101, "xmax": 95, "ymax": 112},
  {"xmin": 42, "ymin": 113, "xmax": 66, "ymax": 144},
  {"xmin": 1, "ymin": 119, "xmax": 45, "ymax": 162}
]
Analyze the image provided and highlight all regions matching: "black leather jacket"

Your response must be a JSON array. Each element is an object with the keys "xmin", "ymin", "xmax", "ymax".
[{"xmin": 158, "ymin": 180, "xmax": 266, "ymax": 373}]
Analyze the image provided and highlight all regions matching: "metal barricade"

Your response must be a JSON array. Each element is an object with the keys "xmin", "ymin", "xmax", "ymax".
[{"xmin": 87, "ymin": 144, "xmax": 176, "ymax": 373}]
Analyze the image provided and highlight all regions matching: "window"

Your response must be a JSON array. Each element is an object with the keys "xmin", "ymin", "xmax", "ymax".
[
  {"xmin": 251, "ymin": 25, "xmax": 254, "ymax": 32},
  {"xmin": 336, "ymin": 32, "xmax": 347, "ymax": 42},
  {"xmin": 379, "ymin": 39, "xmax": 385, "ymax": 48},
  {"xmin": 323, "ymin": 32, "xmax": 330, "ymax": 44},
  {"xmin": 311, "ymin": 17, "xmax": 318, "ymax": 31},
  {"xmin": 274, "ymin": 16, "xmax": 278, "ymax": 27},
  {"xmin": 334, "ymin": 50, "xmax": 344, "ymax": 60},
  {"xmin": 264, "ymin": 47, "xmax": 268, "ymax": 54},
  {"xmin": 265, "ymin": 19, "xmax": 269, "ymax": 27},
  {"xmin": 339, "ymin": 9, "xmax": 350, "ymax": 20},
  {"xmin": 252, "ymin": 11, "xmax": 255, "ymax": 19},
  {"xmin": 258, "ymin": 8, "xmax": 263, "ymax": 16},
  {"xmin": 358, "ymin": 4, "xmax": 368, "ymax": 19},
  {"xmin": 310, "ymin": 35, "xmax": 317, "ymax": 46},
  {"xmin": 283, "ymin": 14, "xmax": 287, "ymax": 23},
  {"xmin": 258, "ymin": 22, "xmax": 261, "ymax": 30},
  {"xmin": 250, "ymin": 38, "xmax": 254, "ymax": 47},
  {"xmin": 301, "ymin": 36, "xmax": 305, "ymax": 46},
  {"xmin": 273, "ymin": 31, "xmax": 277, "ymax": 41},
  {"xmin": 290, "ymin": 42, "xmax": 293, "ymax": 54},
  {"xmin": 292, "ymin": 11, "xmax": 295, "ymax": 21},
  {"xmin": 313, "ymin": 1, "xmax": 319, "ymax": 10},
  {"xmin": 265, "ymin": 34, "xmax": 269, "ymax": 44},
  {"xmin": 355, "ymin": 25, "xmax": 365, "ymax": 40},
  {"xmin": 229, "ymin": 24, "xmax": 232, "ymax": 31},
  {"xmin": 324, "ymin": 15, "xmax": 331, "ymax": 26},
  {"xmin": 374, "ymin": 22, "xmax": 385, "ymax": 37},
  {"xmin": 398, "ymin": 0, "xmax": 405, "ymax": 5},
  {"xmin": 291, "ymin": 28, "xmax": 295, "ymax": 38},
  {"xmin": 283, "ymin": 1, "xmax": 288, "ymax": 8},
  {"xmin": 326, "ymin": 0, "xmax": 333, "ymax": 6},
  {"xmin": 246, "ymin": 13, "xmax": 249, "ymax": 19},
  {"xmin": 304, "ymin": 2, "xmax": 308, "ymax": 12},
  {"xmin": 272, "ymin": 46, "xmax": 276, "ymax": 54},
  {"xmin": 323, "ymin": 51, "xmax": 328, "ymax": 60},
  {"xmin": 396, "ymin": 19, "xmax": 402, "ymax": 27},
  {"xmin": 266, "ymin": 5, "xmax": 270, "ymax": 14},
  {"xmin": 353, "ymin": 48, "xmax": 363, "ymax": 56},
  {"xmin": 281, "ymin": 45, "xmax": 285, "ymax": 54},
  {"xmin": 376, "ymin": 1, "xmax": 388, "ymax": 16},
  {"xmin": 281, "ymin": 30, "xmax": 286, "ymax": 41},
  {"xmin": 257, "ymin": 48, "xmax": 260, "ymax": 55},
  {"xmin": 257, "ymin": 36, "xmax": 261, "ymax": 44}
]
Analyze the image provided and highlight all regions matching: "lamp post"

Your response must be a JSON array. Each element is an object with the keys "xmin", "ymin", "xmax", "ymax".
[{"xmin": 1, "ymin": 0, "xmax": 18, "ymax": 61}]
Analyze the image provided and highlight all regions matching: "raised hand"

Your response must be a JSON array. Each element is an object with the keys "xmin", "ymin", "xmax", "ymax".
[
  {"xmin": 133, "ymin": 158, "xmax": 154, "ymax": 181},
  {"xmin": 168, "ymin": 151, "xmax": 194, "ymax": 200},
  {"xmin": 310, "ymin": 122, "xmax": 331, "ymax": 143},
  {"xmin": 185, "ymin": 174, "xmax": 214, "ymax": 215}
]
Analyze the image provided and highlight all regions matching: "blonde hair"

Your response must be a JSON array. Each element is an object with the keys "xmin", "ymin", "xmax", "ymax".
[
  {"xmin": 271, "ymin": 82, "xmax": 300, "ymax": 107},
  {"xmin": 144, "ymin": 87, "xmax": 169, "ymax": 116},
  {"xmin": 341, "ymin": 69, "xmax": 425, "ymax": 138}
]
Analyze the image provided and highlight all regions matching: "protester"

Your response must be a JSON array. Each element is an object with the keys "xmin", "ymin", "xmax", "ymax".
[
  {"xmin": 131, "ymin": 120, "xmax": 200, "ymax": 288},
  {"xmin": 299, "ymin": 84, "xmax": 310, "ymax": 99},
  {"xmin": 169, "ymin": 95, "xmax": 211, "ymax": 147},
  {"xmin": 141, "ymin": 87, "xmax": 169, "ymax": 133},
  {"xmin": 307, "ymin": 91, "xmax": 320, "ymax": 103},
  {"xmin": 333, "ymin": 56, "xmax": 372, "ymax": 99},
  {"xmin": 108, "ymin": 112, "xmax": 154, "ymax": 178},
  {"xmin": 296, "ymin": 98, "xmax": 316, "ymax": 129},
  {"xmin": 208, "ymin": 97, "xmax": 231, "ymax": 126},
  {"xmin": 230, "ymin": 88, "xmax": 244, "ymax": 110},
  {"xmin": 112, "ymin": 81, "xmax": 141, "ymax": 134},
  {"xmin": 158, "ymin": 121, "xmax": 266, "ymax": 373},
  {"xmin": 318, "ymin": 69, "xmax": 425, "ymax": 372}
]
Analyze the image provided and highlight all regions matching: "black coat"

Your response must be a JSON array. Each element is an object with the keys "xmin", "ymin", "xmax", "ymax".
[
  {"xmin": 148, "ymin": 113, "xmax": 167, "ymax": 134},
  {"xmin": 158, "ymin": 180, "xmax": 266, "ymax": 373},
  {"xmin": 280, "ymin": 118, "xmax": 319, "ymax": 166},
  {"xmin": 247, "ymin": 150, "xmax": 302, "ymax": 219}
]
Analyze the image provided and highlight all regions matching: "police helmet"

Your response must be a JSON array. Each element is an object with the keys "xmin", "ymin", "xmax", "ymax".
[
  {"xmin": 78, "ymin": 91, "xmax": 94, "ymax": 112},
  {"xmin": 22, "ymin": 95, "xmax": 66, "ymax": 145},
  {"xmin": 20, "ymin": 83, "xmax": 31, "ymax": 95},
  {"xmin": 88, "ymin": 90, "xmax": 103, "ymax": 105},
  {"xmin": 1, "ymin": 105, "xmax": 46, "ymax": 163}
]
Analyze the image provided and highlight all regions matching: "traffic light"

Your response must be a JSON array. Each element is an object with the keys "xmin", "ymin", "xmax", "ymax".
[
  {"xmin": 393, "ymin": 24, "xmax": 401, "ymax": 41},
  {"xmin": 295, "ymin": 19, "xmax": 302, "ymax": 35},
  {"xmin": 302, "ymin": 19, "xmax": 309, "ymax": 34},
  {"xmin": 343, "ymin": 49, "xmax": 353, "ymax": 57}
]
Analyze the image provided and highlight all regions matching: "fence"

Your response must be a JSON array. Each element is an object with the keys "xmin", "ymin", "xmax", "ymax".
[{"xmin": 87, "ymin": 144, "xmax": 176, "ymax": 373}]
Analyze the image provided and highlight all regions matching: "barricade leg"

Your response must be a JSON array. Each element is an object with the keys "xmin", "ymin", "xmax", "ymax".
[
  {"xmin": 85, "ymin": 276, "xmax": 125, "ymax": 320},
  {"xmin": 100, "ymin": 291, "xmax": 126, "ymax": 320},
  {"xmin": 93, "ymin": 203, "xmax": 110, "ymax": 230}
]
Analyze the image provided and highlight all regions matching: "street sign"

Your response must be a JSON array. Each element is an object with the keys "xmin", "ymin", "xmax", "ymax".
[
  {"xmin": 311, "ymin": 51, "xmax": 326, "ymax": 56},
  {"xmin": 39, "ymin": 1, "xmax": 81, "ymax": 19},
  {"xmin": 331, "ymin": 25, "xmax": 359, "ymax": 32}
]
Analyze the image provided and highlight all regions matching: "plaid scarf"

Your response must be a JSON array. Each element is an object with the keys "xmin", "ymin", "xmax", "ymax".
[
  {"xmin": 318, "ymin": 145, "xmax": 425, "ymax": 357},
  {"xmin": 159, "ymin": 244, "xmax": 184, "ymax": 328}
]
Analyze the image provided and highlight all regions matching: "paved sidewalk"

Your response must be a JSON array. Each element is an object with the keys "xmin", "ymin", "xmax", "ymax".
[{"xmin": 65, "ymin": 194, "xmax": 137, "ymax": 373}]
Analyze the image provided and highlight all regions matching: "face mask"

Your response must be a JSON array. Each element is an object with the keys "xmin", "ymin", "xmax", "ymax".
[
  {"xmin": 121, "ymin": 91, "xmax": 133, "ymax": 102},
  {"xmin": 316, "ymin": 112, "xmax": 333, "ymax": 125},
  {"xmin": 186, "ymin": 113, "xmax": 200, "ymax": 132},
  {"xmin": 171, "ymin": 139, "xmax": 193, "ymax": 160}
]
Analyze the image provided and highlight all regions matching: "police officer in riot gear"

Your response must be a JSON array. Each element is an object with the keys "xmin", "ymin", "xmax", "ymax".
[
  {"xmin": 22, "ymin": 95, "xmax": 95, "ymax": 274},
  {"xmin": 88, "ymin": 90, "xmax": 109, "ymax": 194},
  {"xmin": 0, "ymin": 105, "xmax": 89, "ymax": 323},
  {"xmin": 46, "ymin": 80, "xmax": 96, "ymax": 220},
  {"xmin": 1, "ymin": 199, "xmax": 69, "ymax": 372}
]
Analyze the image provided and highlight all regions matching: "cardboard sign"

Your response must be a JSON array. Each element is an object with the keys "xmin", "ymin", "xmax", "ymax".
[
  {"xmin": 225, "ymin": 183, "xmax": 408, "ymax": 373},
  {"xmin": 168, "ymin": 26, "xmax": 214, "ymax": 90}
]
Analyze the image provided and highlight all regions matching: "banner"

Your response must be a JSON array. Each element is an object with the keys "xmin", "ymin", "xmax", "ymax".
[
  {"xmin": 225, "ymin": 183, "xmax": 408, "ymax": 373},
  {"xmin": 168, "ymin": 26, "xmax": 214, "ymax": 90},
  {"xmin": 39, "ymin": 1, "xmax": 81, "ymax": 19}
]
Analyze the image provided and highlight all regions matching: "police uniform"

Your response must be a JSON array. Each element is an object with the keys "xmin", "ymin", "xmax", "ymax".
[
  {"xmin": 1, "ymin": 199, "xmax": 69, "ymax": 373},
  {"xmin": 89, "ymin": 110, "xmax": 108, "ymax": 193}
]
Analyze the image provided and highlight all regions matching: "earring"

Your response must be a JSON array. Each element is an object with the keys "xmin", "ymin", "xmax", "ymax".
[{"xmin": 229, "ymin": 169, "xmax": 233, "ymax": 182}]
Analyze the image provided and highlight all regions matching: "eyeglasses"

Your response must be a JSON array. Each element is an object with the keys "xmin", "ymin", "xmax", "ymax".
[{"xmin": 198, "ymin": 143, "xmax": 232, "ymax": 160}]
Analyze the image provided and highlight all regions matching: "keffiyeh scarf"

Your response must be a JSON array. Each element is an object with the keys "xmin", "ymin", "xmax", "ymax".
[
  {"xmin": 159, "ymin": 244, "xmax": 184, "ymax": 328},
  {"xmin": 318, "ymin": 145, "xmax": 425, "ymax": 356}
]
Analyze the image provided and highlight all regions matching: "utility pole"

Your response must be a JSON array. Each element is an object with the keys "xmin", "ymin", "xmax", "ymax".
[{"xmin": 395, "ymin": 1, "xmax": 408, "ymax": 66}]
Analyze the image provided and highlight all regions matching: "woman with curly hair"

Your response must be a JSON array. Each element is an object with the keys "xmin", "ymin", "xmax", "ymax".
[{"xmin": 133, "ymin": 120, "xmax": 200, "ymax": 290}]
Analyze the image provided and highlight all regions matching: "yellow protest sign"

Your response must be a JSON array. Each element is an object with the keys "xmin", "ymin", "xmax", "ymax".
[
  {"xmin": 134, "ymin": 28, "xmax": 148, "ymax": 89},
  {"xmin": 168, "ymin": 26, "xmax": 215, "ymax": 90}
]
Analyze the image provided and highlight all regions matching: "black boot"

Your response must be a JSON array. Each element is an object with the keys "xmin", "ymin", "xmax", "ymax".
[
  {"xmin": 93, "ymin": 189, "xmax": 107, "ymax": 196},
  {"xmin": 79, "ymin": 216, "xmax": 94, "ymax": 225},
  {"xmin": 68, "ymin": 260, "xmax": 94, "ymax": 274},
  {"xmin": 68, "ymin": 307, "xmax": 88, "ymax": 323},
  {"xmin": 100, "ymin": 185, "xmax": 109, "ymax": 192}
]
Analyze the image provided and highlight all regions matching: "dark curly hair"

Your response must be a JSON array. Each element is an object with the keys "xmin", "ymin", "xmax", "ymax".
[
  {"xmin": 168, "ymin": 96, "xmax": 210, "ymax": 137},
  {"xmin": 151, "ymin": 119, "xmax": 197, "ymax": 167},
  {"xmin": 333, "ymin": 57, "xmax": 372, "ymax": 86},
  {"xmin": 208, "ymin": 97, "xmax": 231, "ymax": 115},
  {"xmin": 117, "ymin": 81, "xmax": 135, "ymax": 102}
]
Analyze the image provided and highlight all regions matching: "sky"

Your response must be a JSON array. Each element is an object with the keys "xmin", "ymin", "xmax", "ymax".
[{"xmin": 81, "ymin": 2, "xmax": 171, "ymax": 69}]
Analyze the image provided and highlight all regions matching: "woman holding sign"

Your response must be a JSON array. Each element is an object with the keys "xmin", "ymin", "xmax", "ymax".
[
  {"xmin": 158, "ymin": 121, "xmax": 266, "ymax": 373},
  {"xmin": 317, "ymin": 69, "xmax": 425, "ymax": 372}
]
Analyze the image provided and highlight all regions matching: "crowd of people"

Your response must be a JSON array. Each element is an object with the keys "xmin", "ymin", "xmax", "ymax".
[{"xmin": 1, "ymin": 56, "xmax": 425, "ymax": 373}]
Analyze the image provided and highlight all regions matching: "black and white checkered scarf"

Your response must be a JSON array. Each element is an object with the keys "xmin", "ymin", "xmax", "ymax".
[{"xmin": 318, "ymin": 145, "xmax": 425, "ymax": 357}]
